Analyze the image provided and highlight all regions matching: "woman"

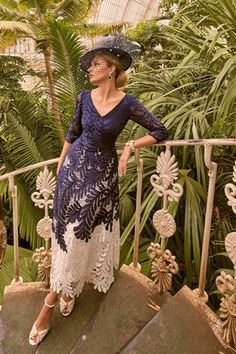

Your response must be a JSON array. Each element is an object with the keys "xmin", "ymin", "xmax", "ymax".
[{"xmin": 29, "ymin": 36, "xmax": 168, "ymax": 345}]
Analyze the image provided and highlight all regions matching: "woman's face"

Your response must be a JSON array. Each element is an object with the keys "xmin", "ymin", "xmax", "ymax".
[{"xmin": 87, "ymin": 55, "xmax": 114, "ymax": 84}]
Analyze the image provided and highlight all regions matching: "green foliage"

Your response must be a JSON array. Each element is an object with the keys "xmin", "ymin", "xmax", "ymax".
[
  {"xmin": 0, "ymin": 56, "xmax": 29, "ymax": 97},
  {"xmin": 127, "ymin": 19, "xmax": 163, "ymax": 51},
  {"xmin": 0, "ymin": 88, "xmax": 60, "ymax": 247}
]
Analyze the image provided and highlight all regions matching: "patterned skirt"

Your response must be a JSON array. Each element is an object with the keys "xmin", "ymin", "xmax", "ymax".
[{"xmin": 50, "ymin": 142, "xmax": 120, "ymax": 297}]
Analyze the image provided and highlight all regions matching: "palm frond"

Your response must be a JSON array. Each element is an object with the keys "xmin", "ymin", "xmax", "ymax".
[
  {"xmin": 52, "ymin": 0, "xmax": 96, "ymax": 22},
  {"xmin": 0, "ymin": 20, "xmax": 35, "ymax": 37},
  {"xmin": 76, "ymin": 22, "xmax": 130, "ymax": 38},
  {"xmin": 2, "ymin": 112, "xmax": 44, "ymax": 170},
  {"xmin": 0, "ymin": 0, "xmax": 27, "ymax": 20},
  {"xmin": 48, "ymin": 19, "xmax": 84, "ymax": 105}
]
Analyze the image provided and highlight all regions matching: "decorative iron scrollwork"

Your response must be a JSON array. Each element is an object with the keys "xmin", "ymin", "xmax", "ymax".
[
  {"xmin": 31, "ymin": 167, "xmax": 56, "ymax": 211},
  {"xmin": 225, "ymin": 162, "xmax": 236, "ymax": 214},
  {"xmin": 216, "ymin": 160, "xmax": 236, "ymax": 348},
  {"xmin": 153, "ymin": 209, "xmax": 176, "ymax": 238},
  {"xmin": 31, "ymin": 166, "xmax": 56, "ymax": 287},
  {"xmin": 216, "ymin": 266, "xmax": 236, "ymax": 338},
  {"xmin": 148, "ymin": 147, "xmax": 183, "ymax": 294},
  {"xmin": 147, "ymin": 242, "xmax": 179, "ymax": 293},
  {"xmin": 150, "ymin": 149, "xmax": 183, "ymax": 204},
  {"xmin": 33, "ymin": 247, "xmax": 52, "ymax": 287}
]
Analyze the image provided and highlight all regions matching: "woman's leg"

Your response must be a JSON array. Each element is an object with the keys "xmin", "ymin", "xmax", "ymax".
[
  {"xmin": 29, "ymin": 289, "xmax": 59, "ymax": 345},
  {"xmin": 34, "ymin": 289, "xmax": 58, "ymax": 330}
]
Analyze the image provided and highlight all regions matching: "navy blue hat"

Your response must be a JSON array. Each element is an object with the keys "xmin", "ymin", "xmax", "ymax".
[{"xmin": 80, "ymin": 35, "xmax": 140, "ymax": 72}]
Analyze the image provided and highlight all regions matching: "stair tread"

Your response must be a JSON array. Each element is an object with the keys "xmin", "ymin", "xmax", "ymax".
[
  {"xmin": 0, "ymin": 283, "xmax": 105, "ymax": 354},
  {"xmin": 120, "ymin": 286, "xmax": 232, "ymax": 354},
  {"xmin": 70, "ymin": 264, "xmax": 168, "ymax": 354}
]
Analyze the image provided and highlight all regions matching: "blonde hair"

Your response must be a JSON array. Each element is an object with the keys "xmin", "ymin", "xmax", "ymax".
[{"xmin": 95, "ymin": 52, "xmax": 128, "ymax": 88}]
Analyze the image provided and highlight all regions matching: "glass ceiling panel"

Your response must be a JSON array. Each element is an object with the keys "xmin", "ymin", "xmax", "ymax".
[{"xmin": 89, "ymin": 0, "xmax": 161, "ymax": 26}]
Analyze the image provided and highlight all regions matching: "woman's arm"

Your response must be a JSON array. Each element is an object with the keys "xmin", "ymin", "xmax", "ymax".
[
  {"xmin": 118, "ymin": 96, "xmax": 168, "ymax": 177},
  {"xmin": 57, "ymin": 92, "xmax": 84, "ymax": 174},
  {"xmin": 118, "ymin": 135, "xmax": 156, "ymax": 176}
]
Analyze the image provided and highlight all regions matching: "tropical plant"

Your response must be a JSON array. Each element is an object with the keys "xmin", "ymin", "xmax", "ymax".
[
  {"xmin": 0, "ymin": 0, "xmax": 91, "ymax": 143},
  {"xmin": 0, "ymin": 55, "xmax": 31, "ymax": 97}
]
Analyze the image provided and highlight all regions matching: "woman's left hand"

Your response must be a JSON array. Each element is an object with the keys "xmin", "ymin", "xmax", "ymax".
[{"xmin": 118, "ymin": 146, "xmax": 132, "ymax": 176}]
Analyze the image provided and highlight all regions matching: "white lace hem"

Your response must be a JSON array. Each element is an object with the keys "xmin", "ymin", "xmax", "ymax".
[{"xmin": 50, "ymin": 220, "xmax": 120, "ymax": 297}]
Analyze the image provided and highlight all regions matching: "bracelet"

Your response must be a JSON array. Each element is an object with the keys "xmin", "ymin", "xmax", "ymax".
[{"xmin": 125, "ymin": 139, "xmax": 135, "ymax": 152}]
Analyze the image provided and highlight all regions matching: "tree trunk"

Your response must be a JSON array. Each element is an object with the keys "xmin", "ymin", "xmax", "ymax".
[
  {"xmin": 43, "ymin": 46, "xmax": 64, "ymax": 145},
  {"xmin": 0, "ymin": 198, "xmax": 7, "ymax": 265}
]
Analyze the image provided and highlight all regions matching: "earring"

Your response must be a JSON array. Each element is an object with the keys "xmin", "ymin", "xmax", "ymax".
[{"xmin": 108, "ymin": 75, "xmax": 112, "ymax": 80}]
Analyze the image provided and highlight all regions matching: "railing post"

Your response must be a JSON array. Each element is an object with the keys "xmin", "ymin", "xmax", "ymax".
[
  {"xmin": 129, "ymin": 149, "xmax": 143, "ymax": 272},
  {"xmin": 195, "ymin": 144, "xmax": 217, "ymax": 301},
  {"xmin": 8, "ymin": 176, "xmax": 21, "ymax": 284}
]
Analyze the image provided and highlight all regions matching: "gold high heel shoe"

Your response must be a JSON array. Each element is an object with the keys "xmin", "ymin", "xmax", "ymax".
[
  {"xmin": 59, "ymin": 295, "xmax": 75, "ymax": 317},
  {"xmin": 29, "ymin": 298, "xmax": 57, "ymax": 346}
]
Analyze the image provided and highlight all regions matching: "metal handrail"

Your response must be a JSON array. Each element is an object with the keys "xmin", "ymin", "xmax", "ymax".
[
  {"xmin": 0, "ymin": 158, "xmax": 59, "ymax": 181},
  {"xmin": 1, "ymin": 138, "xmax": 235, "ymax": 181}
]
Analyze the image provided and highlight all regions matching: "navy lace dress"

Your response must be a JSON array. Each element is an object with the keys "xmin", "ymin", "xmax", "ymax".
[{"xmin": 50, "ymin": 90, "xmax": 168, "ymax": 297}]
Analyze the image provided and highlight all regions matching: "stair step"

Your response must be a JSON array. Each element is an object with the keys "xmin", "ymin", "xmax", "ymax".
[
  {"xmin": 70, "ymin": 264, "xmax": 169, "ymax": 354},
  {"xmin": 0, "ymin": 282, "xmax": 105, "ymax": 354},
  {"xmin": 120, "ymin": 285, "xmax": 232, "ymax": 354}
]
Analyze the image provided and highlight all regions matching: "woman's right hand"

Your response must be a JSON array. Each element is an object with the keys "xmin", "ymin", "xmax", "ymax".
[{"xmin": 118, "ymin": 145, "xmax": 132, "ymax": 176}]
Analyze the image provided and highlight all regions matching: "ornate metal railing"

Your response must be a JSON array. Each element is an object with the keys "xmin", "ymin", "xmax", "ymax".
[
  {"xmin": 215, "ymin": 160, "xmax": 236, "ymax": 347},
  {"xmin": 0, "ymin": 138, "xmax": 236, "ymax": 347},
  {"xmin": 0, "ymin": 158, "xmax": 58, "ymax": 284}
]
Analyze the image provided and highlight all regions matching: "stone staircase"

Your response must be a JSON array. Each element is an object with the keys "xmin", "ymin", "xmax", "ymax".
[{"xmin": 0, "ymin": 265, "xmax": 233, "ymax": 354}]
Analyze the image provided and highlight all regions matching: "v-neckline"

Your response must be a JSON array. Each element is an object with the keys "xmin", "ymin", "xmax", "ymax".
[{"xmin": 89, "ymin": 91, "xmax": 127, "ymax": 118}]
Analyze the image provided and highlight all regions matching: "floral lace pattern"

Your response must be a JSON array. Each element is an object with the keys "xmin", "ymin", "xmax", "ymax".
[{"xmin": 50, "ymin": 220, "xmax": 120, "ymax": 297}]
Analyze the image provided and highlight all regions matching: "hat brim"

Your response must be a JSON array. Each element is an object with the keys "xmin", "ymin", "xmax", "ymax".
[{"xmin": 80, "ymin": 47, "xmax": 132, "ymax": 72}]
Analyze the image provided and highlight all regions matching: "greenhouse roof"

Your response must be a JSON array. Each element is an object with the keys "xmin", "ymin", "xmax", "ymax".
[{"xmin": 89, "ymin": 0, "xmax": 161, "ymax": 26}]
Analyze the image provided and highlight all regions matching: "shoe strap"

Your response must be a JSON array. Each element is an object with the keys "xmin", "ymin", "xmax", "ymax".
[{"xmin": 44, "ymin": 298, "xmax": 57, "ymax": 308}]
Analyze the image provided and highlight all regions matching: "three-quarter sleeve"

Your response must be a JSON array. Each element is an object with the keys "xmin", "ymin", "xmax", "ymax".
[
  {"xmin": 128, "ymin": 96, "xmax": 168, "ymax": 141},
  {"xmin": 65, "ymin": 92, "xmax": 83, "ymax": 143}
]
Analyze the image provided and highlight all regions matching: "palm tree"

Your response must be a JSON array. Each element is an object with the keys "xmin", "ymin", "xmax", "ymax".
[
  {"xmin": 0, "ymin": 0, "xmax": 91, "ymax": 143},
  {"xmin": 0, "ymin": 0, "xmax": 128, "ymax": 144}
]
